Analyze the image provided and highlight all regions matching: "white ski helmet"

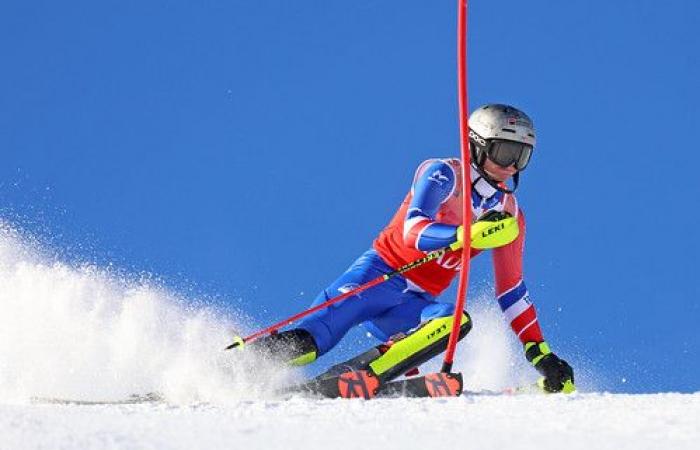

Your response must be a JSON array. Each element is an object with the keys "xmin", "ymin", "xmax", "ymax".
[{"xmin": 468, "ymin": 104, "xmax": 536, "ymax": 171}]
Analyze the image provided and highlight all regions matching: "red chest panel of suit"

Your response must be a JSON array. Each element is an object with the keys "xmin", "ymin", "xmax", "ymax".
[
  {"xmin": 373, "ymin": 159, "xmax": 465, "ymax": 296},
  {"xmin": 373, "ymin": 159, "xmax": 519, "ymax": 296}
]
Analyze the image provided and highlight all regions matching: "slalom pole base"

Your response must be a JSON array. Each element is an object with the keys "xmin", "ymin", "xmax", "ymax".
[{"xmin": 440, "ymin": 361, "xmax": 453, "ymax": 373}]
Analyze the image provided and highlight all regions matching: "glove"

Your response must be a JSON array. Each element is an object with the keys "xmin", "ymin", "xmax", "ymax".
[
  {"xmin": 524, "ymin": 341, "xmax": 575, "ymax": 393},
  {"xmin": 455, "ymin": 211, "xmax": 519, "ymax": 250}
]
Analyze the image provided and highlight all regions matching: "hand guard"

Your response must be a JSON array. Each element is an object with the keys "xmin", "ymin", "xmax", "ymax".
[
  {"xmin": 524, "ymin": 341, "xmax": 575, "ymax": 394},
  {"xmin": 456, "ymin": 211, "xmax": 519, "ymax": 250}
]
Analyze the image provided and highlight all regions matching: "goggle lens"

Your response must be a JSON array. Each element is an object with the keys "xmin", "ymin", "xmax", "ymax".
[{"xmin": 488, "ymin": 140, "xmax": 533, "ymax": 171}]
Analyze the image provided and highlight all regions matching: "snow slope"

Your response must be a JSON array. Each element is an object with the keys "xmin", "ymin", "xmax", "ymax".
[
  {"xmin": 3, "ymin": 394, "xmax": 699, "ymax": 450},
  {"xmin": 2, "ymin": 221, "xmax": 698, "ymax": 449}
]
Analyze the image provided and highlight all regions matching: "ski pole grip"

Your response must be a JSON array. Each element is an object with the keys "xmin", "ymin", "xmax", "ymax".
[{"xmin": 225, "ymin": 336, "xmax": 245, "ymax": 350}]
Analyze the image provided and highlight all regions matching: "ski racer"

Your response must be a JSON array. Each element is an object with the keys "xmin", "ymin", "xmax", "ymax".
[{"xmin": 248, "ymin": 104, "xmax": 575, "ymax": 394}]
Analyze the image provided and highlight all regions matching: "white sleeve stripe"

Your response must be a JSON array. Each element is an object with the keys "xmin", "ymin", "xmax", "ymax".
[
  {"xmin": 441, "ymin": 162, "xmax": 457, "ymax": 204},
  {"xmin": 503, "ymin": 297, "xmax": 531, "ymax": 323},
  {"xmin": 497, "ymin": 280, "xmax": 524, "ymax": 300},
  {"xmin": 403, "ymin": 216, "xmax": 430, "ymax": 240},
  {"xmin": 516, "ymin": 318, "xmax": 538, "ymax": 338},
  {"xmin": 414, "ymin": 222, "xmax": 437, "ymax": 249}
]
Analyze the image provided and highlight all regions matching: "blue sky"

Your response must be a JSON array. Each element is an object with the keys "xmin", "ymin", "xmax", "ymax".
[{"xmin": 2, "ymin": 1, "xmax": 699, "ymax": 393}]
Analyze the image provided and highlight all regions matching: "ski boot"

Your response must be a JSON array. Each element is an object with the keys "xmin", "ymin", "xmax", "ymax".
[
  {"xmin": 298, "ymin": 311, "xmax": 472, "ymax": 399},
  {"xmin": 524, "ymin": 341, "xmax": 576, "ymax": 393},
  {"xmin": 247, "ymin": 329, "xmax": 319, "ymax": 366}
]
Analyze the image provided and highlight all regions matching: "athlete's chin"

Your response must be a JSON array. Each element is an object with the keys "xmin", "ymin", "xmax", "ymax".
[{"xmin": 484, "ymin": 170, "xmax": 512, "ymax": 182}]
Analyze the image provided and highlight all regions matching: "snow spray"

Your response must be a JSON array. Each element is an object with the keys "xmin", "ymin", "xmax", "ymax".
[{"xmin": 0, "ymin": 221, "xmax": 293, "ymax": 404}]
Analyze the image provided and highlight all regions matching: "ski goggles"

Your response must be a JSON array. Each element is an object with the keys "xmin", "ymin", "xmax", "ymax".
[{"xmin": 485, "ymin": 139, "xmax": 533, "ymax": 171}]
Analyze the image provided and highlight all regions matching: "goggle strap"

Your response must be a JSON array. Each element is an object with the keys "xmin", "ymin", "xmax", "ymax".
[{"xmin": 471, "ymin": 164, "xmax": 520, "ymax": 195}]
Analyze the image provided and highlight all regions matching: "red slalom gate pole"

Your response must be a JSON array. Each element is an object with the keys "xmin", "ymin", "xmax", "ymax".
[{"xmin": 442, "ymin": 0, "xmax": 472, "ymax": 373}]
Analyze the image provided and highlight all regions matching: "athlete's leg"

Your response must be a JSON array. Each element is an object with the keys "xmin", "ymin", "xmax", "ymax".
[
  {"xmin": 314, "ymin": 293, "xmax": 431, "ymax": 378},
  {"xmin": 316, "ymin": 292, "xmax": 472, "ymax": 382},
  {"xmin": 362, "ymin": 292, "xmax": 434, "ymax": 341},
  {"xmin": 246, "ymin": 249, "xmax": 406, "ymax": 365},
  {"xmin": 367, "ymin": 301, "xmax": 472, "ymax": 382}
]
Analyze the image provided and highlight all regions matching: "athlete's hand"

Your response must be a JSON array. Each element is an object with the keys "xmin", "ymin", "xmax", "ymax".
[{"xmin": 455, "ymin": 211, "xmax": 519, "ymax": 250}]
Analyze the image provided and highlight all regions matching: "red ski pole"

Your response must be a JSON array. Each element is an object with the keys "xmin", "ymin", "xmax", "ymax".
[
  {"xmin": 441, "ymin": 0, "xmax": 472, "ymax": 373},
  {"xmin": 226, "ymin": 242, "xmax": 463, "ymax": 350}
]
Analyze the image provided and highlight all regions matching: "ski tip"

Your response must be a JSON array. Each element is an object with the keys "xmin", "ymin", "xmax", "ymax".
[
  {"xmin": 225, "ymin": 336, "xmax": 245, "ymax": 350},
  {"xmin": 31, "ymin": 392, "xmax": 164, "ymax": 405}
]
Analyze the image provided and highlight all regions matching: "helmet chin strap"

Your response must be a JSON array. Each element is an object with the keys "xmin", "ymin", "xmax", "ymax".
[{"xmin": 472, "ymin": 163, "xmax": 520, "ymax": 194}]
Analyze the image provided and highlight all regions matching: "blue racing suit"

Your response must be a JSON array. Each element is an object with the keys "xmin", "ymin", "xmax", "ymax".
[{"xmin": 298, "ymin": 248, "xmax": 453, "ymax": 355}]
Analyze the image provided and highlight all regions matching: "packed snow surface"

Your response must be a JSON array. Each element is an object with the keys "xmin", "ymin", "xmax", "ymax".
[
  {"xmin": 3, "ymin": 393, "xmax": 700, "ymax": 450},
  {"xmin": 2, "ymin": 221, "xmax": 698, "ymax": 449}
]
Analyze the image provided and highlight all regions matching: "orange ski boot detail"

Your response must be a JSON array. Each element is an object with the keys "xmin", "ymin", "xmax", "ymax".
[
  {"xmin": 337, "ymin": 370, "xmax": 380, "ymax": 399},
  {"xmin": 424, "ymin": 373, "xmax": 463, "ymax": 397}
]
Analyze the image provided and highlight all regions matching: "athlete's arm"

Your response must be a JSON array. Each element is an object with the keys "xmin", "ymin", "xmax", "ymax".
[
  {"xmin": 494, "ymin": 211, "xmax": 575, "ymax": 392},
  {"xmin": 492, "ymin": 211, "xmax": 545, "ymax": 344},
  {"xmin": 403, "ymin": 160, "xmax": 460, "ymax": 251}
]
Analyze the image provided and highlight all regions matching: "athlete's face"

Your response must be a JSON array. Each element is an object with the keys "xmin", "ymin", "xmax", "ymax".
[{"xmin": 482, "ymin": 157, "xmax": 518, "ymax": 182}]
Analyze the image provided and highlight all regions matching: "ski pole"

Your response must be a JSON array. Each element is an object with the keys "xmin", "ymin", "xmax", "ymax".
[{"xmin": 225, "ymin": 241, "xmax": 463, "ymax": 350}]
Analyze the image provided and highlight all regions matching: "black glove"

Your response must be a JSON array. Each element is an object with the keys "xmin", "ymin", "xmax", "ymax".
[{"xmin": 524, "ymin": 342, "xmax": 575, "ymax": 393}]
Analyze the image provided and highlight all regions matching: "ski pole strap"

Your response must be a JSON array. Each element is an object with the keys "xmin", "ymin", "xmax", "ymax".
[{"xmin": 524, "ymin": 341, "xmax": 551, "ymax": 366}]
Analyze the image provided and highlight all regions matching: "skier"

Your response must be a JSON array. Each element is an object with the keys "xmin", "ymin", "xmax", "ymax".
[{"xmin": 248, "ymin": 104, "xmax": 575, "ymax": 394}]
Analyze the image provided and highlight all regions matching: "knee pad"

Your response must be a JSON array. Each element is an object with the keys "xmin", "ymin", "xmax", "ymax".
[
  {"xmin": 368, "ymin": 311, "xmax": 472, "ymax": 382},
  {"xmin": 420, "ymin": 302, "xmax": 456, "ymax": 322}
]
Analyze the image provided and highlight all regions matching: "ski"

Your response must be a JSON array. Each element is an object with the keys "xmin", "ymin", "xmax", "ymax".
[
  {"xmin": 379, "ymin": 372, "xmax": 463, "ymax": 398},
  {"xmin": 463, "ymin": 378, "xmax": 576, "ymax": 396},
  {"xmin": 279, "ymin": 370, "xmax": 463, "ymax": 399},
  {"xmin": 279, "ymin": 369, "xmax": 381, "ymax": 399},
  {"xmin": 462, "ymin": 385, "xmax": 541, "ymax": 397},
  {"xmin": 30, "ymin": 392, "xmax": 164, "ymax": 405}
]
